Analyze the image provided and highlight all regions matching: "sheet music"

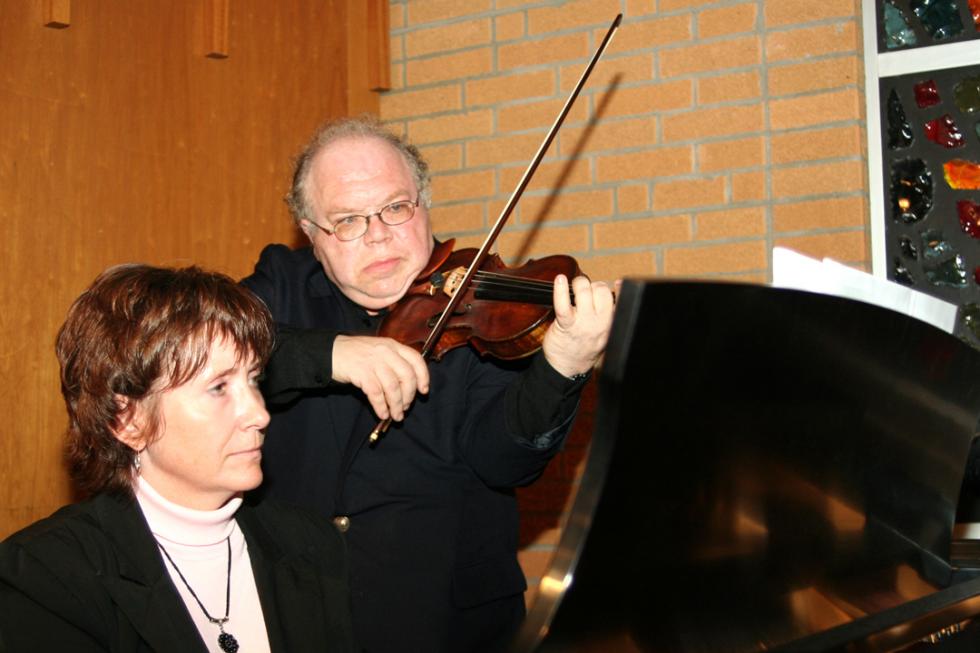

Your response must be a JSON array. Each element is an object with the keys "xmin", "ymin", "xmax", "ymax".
[{"xmin": 771, "ymin": 247, "xmax": 958, "ymax": 334}]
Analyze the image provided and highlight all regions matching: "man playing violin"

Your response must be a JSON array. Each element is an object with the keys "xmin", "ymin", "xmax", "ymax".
[{"xmin": 243, "ymin": 116, "xmax": 615, "ymax": 653}]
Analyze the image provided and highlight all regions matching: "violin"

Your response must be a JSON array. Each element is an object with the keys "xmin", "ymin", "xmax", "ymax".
[
  {"xmin": 377, "ymin": 238, "xmax": 581, "ymax": 361},
  {"xmin": 369, "ymin": 13, "xmax": 621, "ymax": 442}
]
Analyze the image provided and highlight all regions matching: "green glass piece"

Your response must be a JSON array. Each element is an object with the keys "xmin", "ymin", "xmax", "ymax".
[
  {"xmin": 911, "ymin": 0, "xmax": 964, "ymax": 40},
  {"xmin": 884, "ymin": 2, "xmax": 918, "ymax": 48},
  {"xmin": 953, "ymin": 75, "xmax": 980, "ymax": 114},
  {"xmin": 921, "ymin": 229, "xmax": 953, "ymax": 259},
  {"xmin": 963, "ymin": 303, "xmax": 980, "ymax": 340},
  {"xmin": 925, "ymin": 253, "xmax": 968, "ymax": 287}
]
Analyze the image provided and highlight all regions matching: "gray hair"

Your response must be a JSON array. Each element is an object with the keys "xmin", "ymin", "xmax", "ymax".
[{"xmin": 286, "ymin": 115, "xmax": 432, "ymax": 226}]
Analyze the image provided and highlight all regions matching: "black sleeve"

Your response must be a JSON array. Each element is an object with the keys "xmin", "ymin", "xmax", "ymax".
[
  {"xmin": 456, "ymin": 350, "xmax": 590, "ymax": 488},
  {"xmin": 505, "ymin": 352, "xmax": 590, "ymax": 447},
  {"xmin": 241, "ymin": 244, "xmax": 343, "ymax": 404},
  {"xmin": 260, "ymin": 326, "xmax": 339, "ymax": 405},
  {"xmin": 0, "ymin": 538, "xmax": 113, "ymax": 651}
]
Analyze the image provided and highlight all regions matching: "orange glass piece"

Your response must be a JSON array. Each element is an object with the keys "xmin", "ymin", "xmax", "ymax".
[
  {"xmin": 970, "ymin": 0, "xmax": 980, "ymax": 29},
  {"xmin": 943, "ymin": 159, "xmax": 980, "ymax": 189}
]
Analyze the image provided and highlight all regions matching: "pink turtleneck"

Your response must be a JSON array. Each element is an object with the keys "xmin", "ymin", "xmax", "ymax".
[{"xmin": 135, "ymin": 476, "xmax": 271, "ymax": 653}]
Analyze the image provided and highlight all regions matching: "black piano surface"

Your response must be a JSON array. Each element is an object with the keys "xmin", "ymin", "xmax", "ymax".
[{"xmin": 512, "ymin": 280, "xmax": 980, "ymax": 652}]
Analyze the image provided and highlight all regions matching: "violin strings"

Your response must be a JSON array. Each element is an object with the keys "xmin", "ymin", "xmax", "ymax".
[
  {"xmin": 471, "ymin": 276, "xmax": 553, "ymax": 296},
  {"xmin": 472, "ymin": 271, "xmax": 555, "ymax": 290},
  {"xmin": 467, "ymin": 271, "xmax": 557, "ymax": 303},
  {"xmin": 473, "ymin": 270, "xmax": 554, "ymax": 285},
  {"xmin": 452, "ymin": 271, "xmax": 578, "ymax": 305}
]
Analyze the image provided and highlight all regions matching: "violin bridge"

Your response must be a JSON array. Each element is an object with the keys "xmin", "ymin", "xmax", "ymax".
[{"xmin": 442, "ymin": 267, "xmax": 467, "ymax": 298}]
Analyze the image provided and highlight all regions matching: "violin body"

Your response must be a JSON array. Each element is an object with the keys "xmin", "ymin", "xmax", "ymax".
[{"xmin": 378, "ymin": 240, "xmax": 581, "ymax": 361}]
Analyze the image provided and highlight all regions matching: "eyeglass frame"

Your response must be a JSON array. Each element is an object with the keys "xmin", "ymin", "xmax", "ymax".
[{"xmin": 305, "ymin": 197, "xmax": 421, "ymax": 242}]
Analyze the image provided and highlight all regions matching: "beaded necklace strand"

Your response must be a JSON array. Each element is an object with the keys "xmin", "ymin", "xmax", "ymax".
[{"xmin": 157, "ymin": 536, "xmax": 240, "ymax": 653}]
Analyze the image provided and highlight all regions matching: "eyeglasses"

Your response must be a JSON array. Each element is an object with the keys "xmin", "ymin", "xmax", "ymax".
[{"xmin": 308, "ymin": 197, "xmax": 420, "ymax": 242}]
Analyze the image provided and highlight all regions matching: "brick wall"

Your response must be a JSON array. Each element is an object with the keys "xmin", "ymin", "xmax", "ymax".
[{"xmin": 380, "ymin": 0, "xmax": 869, "ymax": 598}]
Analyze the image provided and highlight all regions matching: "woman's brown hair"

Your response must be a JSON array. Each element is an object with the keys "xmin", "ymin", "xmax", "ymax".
[{"xmin": 56, "ymin": 264, "xmax": 274, "ymax": 498}]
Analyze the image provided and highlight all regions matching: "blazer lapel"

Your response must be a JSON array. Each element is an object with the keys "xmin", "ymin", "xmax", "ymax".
[
  {"xmin": 237, "ymin": 504, "xmax": 331, "ymax": 651},
  {"xmin": 92, "ymin": 493, "xmax": 209, "ymax": 653}
]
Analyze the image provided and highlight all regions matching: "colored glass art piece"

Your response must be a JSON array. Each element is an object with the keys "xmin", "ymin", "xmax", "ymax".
[
  {"xmin": 925, "ymin": 253, "xmax": 968, "ymax": 287},
  {"xmin": 914, "ymin": 79, "xmax": 941, "ymax": 107},
  {"xmin": 884, "ymin": 1, "xmax": 919, "ymax": 47},
  {"xmin": 899, "ymin": 235, "xmax": 919, "ymax": 258},
  {"xmin": 954, "ymin": 75, "xmax": 980, "ymax": 113},
  {"xmin": 925, "ymin": 114, "xmax": 966, "ymax": 147},
  {"xmin": 959, "ymin": 200, "xmax": 980, "ymax": 237},
  {"xmin": 878, "ymin": 50, "xmax": 980, "ymax": 349},
  {"xmin": 922, "ymin": 229, "xmax": 954, "ymax": 258},
  {"xmin": 962, "ymin": 304, "xmax": 980, "ymax": 339},
  {"xmin": 943, "ymin": 159, "xmax": 980, "ymax": 188},
  {"xmin": 887, "ymin": 89, "xmax": 915, "ymax": 148},
  {"xmin": 894, "ymin": 259, "xmax": 915, "ymax": 285},
  {"xmin": 891, "ymin": 158, "xmax": 933, "ymax": 222},
  {"xmin": 971, "ymin": 0, "xmax": 980, "ymax": 30},
  {"xmin": 911, "ymin": 0, "xmax": 964, "ymax": 40}
]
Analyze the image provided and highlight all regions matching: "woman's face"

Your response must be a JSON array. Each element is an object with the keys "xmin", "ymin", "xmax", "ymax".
[{"xmin": 137, "ymin": 336, "xmax": 269, "ymax": 510}]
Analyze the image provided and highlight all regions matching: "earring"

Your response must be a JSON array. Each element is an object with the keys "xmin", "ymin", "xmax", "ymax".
[{"xmin": 133, "ymin": 451, "xmax": 142, "ymax": 475}]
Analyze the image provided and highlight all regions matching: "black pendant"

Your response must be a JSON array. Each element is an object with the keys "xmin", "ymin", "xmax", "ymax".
[{"xmin": 218, "ymin": 631, "xmax": 239, "ymax": 653}]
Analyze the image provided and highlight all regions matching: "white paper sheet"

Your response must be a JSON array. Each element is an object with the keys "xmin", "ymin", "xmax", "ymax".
[{"xmin": 771, "ymin": 247, "xmax": 958, "ymax": 334}]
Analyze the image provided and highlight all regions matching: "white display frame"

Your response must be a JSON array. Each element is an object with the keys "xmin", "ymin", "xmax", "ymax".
[{"xmin": 861, "ymin": 0, "xmax": 980, "ymax": 278}]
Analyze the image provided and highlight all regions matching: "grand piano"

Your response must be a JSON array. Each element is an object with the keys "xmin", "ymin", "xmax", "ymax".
[{"xmin": 511, "ymin": 280, "xmax": 980, "ymax": 652}]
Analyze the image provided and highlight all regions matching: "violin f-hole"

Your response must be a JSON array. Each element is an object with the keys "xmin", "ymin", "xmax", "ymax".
[{"xmin": 426, "ymin": 304, "xmax": 470, "ymax": 327}]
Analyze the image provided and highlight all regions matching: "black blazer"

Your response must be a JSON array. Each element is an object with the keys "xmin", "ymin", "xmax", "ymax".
[
  {"xmin": 243, "ymin": 244, "xmax": 579, "ymax": 653},
  {"xmin": 0, "ymin": 492, "xmax": 354, "ymax": 652}
]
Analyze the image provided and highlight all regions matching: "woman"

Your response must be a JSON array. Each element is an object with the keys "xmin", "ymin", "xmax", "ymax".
[{"xmin": 0, "ymin": 264, "xmax": 354, "ymax": 652}]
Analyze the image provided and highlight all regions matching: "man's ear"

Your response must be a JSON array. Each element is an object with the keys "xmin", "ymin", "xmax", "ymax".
[
  {"xmin": 299, "ymin": 219, "xmax": 316, "ymax": 243},
  {"xmin": 111, "ymin": 394, "xmax": 146, "ymax": 451}
]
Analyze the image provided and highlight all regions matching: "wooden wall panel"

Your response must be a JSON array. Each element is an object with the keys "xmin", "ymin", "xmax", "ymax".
[{"xmin": 0, "ymin": 0, "xmax": 382, "ymax": 538}]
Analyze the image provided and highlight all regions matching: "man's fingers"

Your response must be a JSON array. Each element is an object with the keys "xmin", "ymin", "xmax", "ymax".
[
  {"xmin": 570, "ymin": 275, "xmax": 596, "ymax": 314},
  {"xmin": 591, "ymin": 280, "xmax": 615, "ymax": 314},
  {"xmin": 552, "ymin": 274, "xmax": 572, "ymax": 326},
  {"xmin": 542, "ymin": 274, "xmax": 617, "ymax": 379},
  {"xmin": 333, "ymin": 335, "xmax": 429, "ymax": 421},
  {"xmin": 362, "ymin": 382, "xmax": 392, "ymax": 421},
  {"xmin": 404, "ymin": 343, "xmax": 430, "ymax": 395}
]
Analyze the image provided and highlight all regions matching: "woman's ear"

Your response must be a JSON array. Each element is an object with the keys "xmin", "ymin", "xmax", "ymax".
[{"xmin": 110, "ymin": 394, "xmax": 146, "ymax": 452}]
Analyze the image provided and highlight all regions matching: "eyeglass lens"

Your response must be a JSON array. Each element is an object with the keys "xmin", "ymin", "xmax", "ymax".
[{"xmin": 332, "ymin": 199, "xmax": 417, "ymax": 241}]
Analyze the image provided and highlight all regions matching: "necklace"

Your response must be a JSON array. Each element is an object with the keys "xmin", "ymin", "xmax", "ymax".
[{"xmin": 157, "ymin": 536, "xmax": 240, "ymax": 653}]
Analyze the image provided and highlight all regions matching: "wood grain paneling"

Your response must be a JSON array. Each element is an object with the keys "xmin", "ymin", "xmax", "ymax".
[
  {"xmin": 0, "ymin": 0, "xmax": 384, "ymax": 538},
  {"xmin": 348, "ymin": 0, "xmax": 392, "ymax": 115}
]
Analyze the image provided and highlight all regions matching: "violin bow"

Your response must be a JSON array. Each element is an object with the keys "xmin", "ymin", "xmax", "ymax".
[{"xmin": 370, "ymin": 13, "xmax": 622, "ymax": 443}]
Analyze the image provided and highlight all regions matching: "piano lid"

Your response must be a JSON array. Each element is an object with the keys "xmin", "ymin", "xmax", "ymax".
[{"xmin": 513, "ymin": 280, "xmax": 980, "ymax": 652}]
